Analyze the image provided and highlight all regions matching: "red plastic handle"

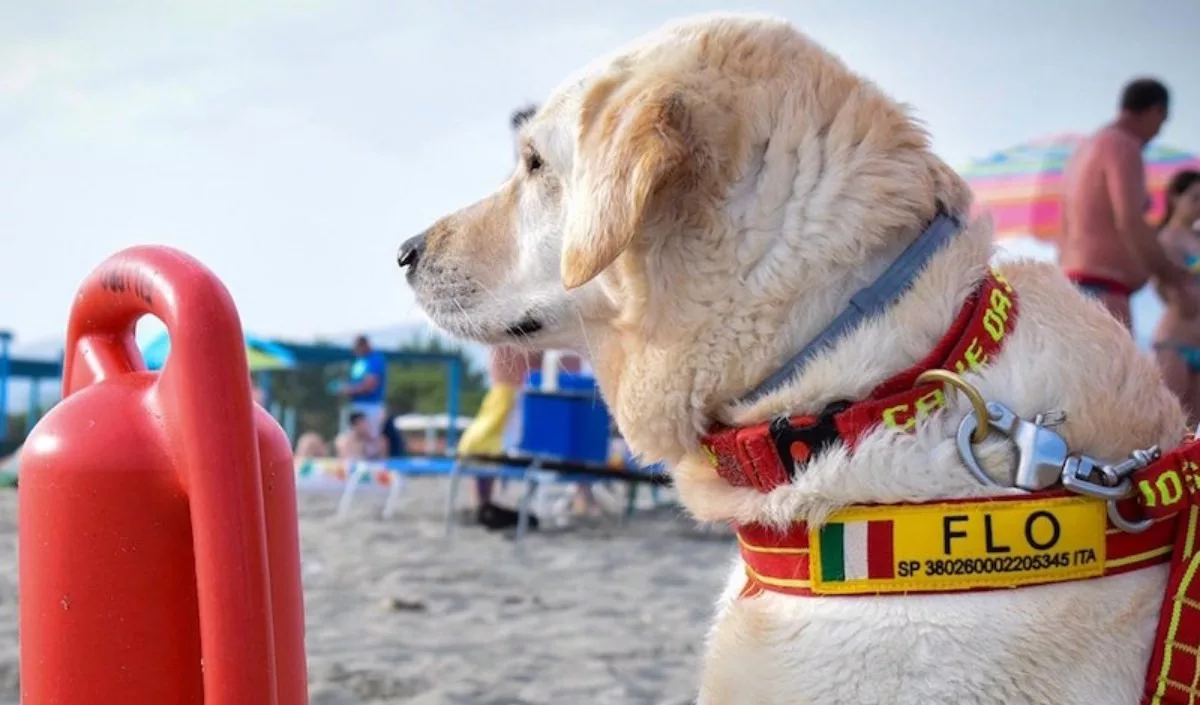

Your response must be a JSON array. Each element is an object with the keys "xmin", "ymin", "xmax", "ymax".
[{"xmin": 63, "ymin": 246, "xmax": 279, "ymax": 705}]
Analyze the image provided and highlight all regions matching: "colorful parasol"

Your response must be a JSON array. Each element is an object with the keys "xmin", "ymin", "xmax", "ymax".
[
  {"xmin": 960, "ymin": 133, "xmax": 1200, "ymax": 242},
  {"xmin": 139, "ymin": 330, "xmax": 296, "ymax": 372}
]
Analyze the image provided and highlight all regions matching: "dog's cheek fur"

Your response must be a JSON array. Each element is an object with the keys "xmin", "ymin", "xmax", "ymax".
[{"xmin": 423, "ymin": 181, "xmax": 522, "ymax": 292}]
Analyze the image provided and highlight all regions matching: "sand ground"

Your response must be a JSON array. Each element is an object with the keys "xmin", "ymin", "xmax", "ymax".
[{"xmin": 0, "ymin": 478, "xmax": 734, "ymax": 704}]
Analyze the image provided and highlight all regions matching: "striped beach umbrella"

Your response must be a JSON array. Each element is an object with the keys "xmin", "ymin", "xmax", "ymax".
[
  {"xmin": 139, "ymin": 330, "xmax": 296, "ymax": 372},
  {"xmin": 960, "ymin": 133, "xmax": 1200, "ymax": 243}
]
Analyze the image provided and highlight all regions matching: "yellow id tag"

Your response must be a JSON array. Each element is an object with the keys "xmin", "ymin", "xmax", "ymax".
[{"xmin": 808, "ymin": 496, "xmax": 1108, "ymax": 594}]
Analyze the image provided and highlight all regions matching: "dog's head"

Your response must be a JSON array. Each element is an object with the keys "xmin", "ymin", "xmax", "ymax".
[
  {"xmin": 403, "ymin": 14, "xmax": 970, "ymax": 467},
  {"xmin": 400, "ymin": 18, "xmax": 745, "ymax": 351}
]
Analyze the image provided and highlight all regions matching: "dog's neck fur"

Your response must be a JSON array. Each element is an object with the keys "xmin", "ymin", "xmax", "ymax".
[
  {"xmin": 730, "ymin": 215, "xmax": 994, "ymax": 426},
  {"xmin": 589, "ymin": 155, "xmax": 980, "ymax": 497}
]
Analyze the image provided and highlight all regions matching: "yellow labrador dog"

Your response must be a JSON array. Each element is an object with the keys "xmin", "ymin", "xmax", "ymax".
[{"xmin": 402, "ymin": 13, "xmax": 1189, "ymax": 705}]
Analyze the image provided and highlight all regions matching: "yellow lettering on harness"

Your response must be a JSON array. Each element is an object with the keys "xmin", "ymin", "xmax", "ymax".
[
  {"xmin": 878, "ymin": 405, "xmax": 912, "ymax": 431},
  {"xmin": 1138, "ymin": 478, "xmax": 1157, "ymax": 508},
  {"xmin": 1137, "ymin": 461, "xmax": 1200, "ymax": 510},
  {"xmin": 915, "ymin": 389, "xmax": 945, "ymax": 418},
  {"xmin": 983, "ymin": 288, "xmax": 1013, "ymax": 342},
  {"xmin": 953, "ymin": 337, "xmax": 988, "ymax": 374},
  {"xmin": 809, "ymin": 496, "xmax": 1108, "ymax": 595},
  {"xmin": 992, "ymin": 269, "xmax": 1014, "ymax": 293},
  {"xmin": 1139, "ymin": 468, "xmax": 1190, "ymax": 509},
  {"xmin": 881, "ymin": 389, "xmax": 946, "ymax": 432},
  {"xmin": 1159, "ymin": 471, "xmax": 1184, "ymax": 506},
  {"xmin": 878, "ymin": 270, "xmax": 1016, "ymax": 434},
  {"xmin": 881, "ymin": 404, "xmax": 914, "ymax": 432}
]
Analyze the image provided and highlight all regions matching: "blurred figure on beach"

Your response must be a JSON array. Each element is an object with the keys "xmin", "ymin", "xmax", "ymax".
[
  {"xmin": 1059, "ymin": 77, "xmax": 1199, "ymax": 329},
  {"xmin": 459, "ymin": 345, "xmax": 584, "ymax": 529},
  {"xmin": 335, "ymin": 411, "xmax": 385, "ymax": 460},
  {"xmin": 334, "ymin": 334, "xmax": 388, "ymax": 439},
  {"xmin": 295, "ymin": 431, "xmax": 331, "ymax": 459},
  {"xmin": 378, "ymin": 406, "xmax": 407, "ymax": 458},
  {"xmin": 1153, "ymin": 169, "xmax": 1200, "ymax": 422}
]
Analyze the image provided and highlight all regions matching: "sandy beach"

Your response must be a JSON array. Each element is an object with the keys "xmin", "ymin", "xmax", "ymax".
[{"xmin": 0, "ymin": 478, "xmax": 733, "ymax": 705}]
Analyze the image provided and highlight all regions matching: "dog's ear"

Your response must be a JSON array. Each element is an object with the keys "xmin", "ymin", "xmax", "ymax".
[{"xmin": 560, "ymin": 75, "xmax": 694, "ymax": 290}]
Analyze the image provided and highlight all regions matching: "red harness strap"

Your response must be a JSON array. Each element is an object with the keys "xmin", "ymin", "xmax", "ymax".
[
  {"xmin": 1123, "ymin": 444, "xmax": 1200, "ymax": 704},
  {"xmin": 698, "ymin": 263, "xmax": 1200, "ymax": 702},
  {"xmin": 699, "ymin": 270, "xmax": 1018, "ymax": 492}
]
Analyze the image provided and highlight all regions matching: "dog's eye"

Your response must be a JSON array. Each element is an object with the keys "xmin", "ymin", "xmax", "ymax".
[{"xmin": 525, "ymin": 149, "xmax": 544, "ymax": 173}]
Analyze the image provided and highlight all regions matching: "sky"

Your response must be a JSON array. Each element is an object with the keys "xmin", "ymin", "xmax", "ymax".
[{"xmin": 2, "ymin": 0, "xmax": 1200, "ymax": 353}]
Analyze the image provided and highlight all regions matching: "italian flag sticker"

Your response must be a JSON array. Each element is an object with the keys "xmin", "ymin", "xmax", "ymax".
[{"xmin": 819, "ymin": 519, "xmax": 895, "ymax": 581}]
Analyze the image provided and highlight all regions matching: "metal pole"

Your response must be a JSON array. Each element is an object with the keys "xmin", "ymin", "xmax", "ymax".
[
  {"xmin": 446, "ymin": 357, "xmax": 462, "ymax": 453},
  {"xmin": 283, "ymin": 406, "xmax": 297, "ymax": 445},
  {"xmin": 255, "ymin": 371, "xmax": 271, "ymax": 407},
  {"xmin": 0, "ymin": 330, "xmax": 11, "ymax": 442},
  {"xmin": 28, "ymin": 377, "xmax": 40, "ymax": 429}
]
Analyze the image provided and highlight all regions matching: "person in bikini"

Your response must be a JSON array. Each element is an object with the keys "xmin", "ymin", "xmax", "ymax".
[
  {"xmin": 1153, "ymin": 170, "xmax": 1200, "ymax": 422},
  {"xmin": 1059, "ymin": 78, "xmax": 1199, "ymax": 329}
]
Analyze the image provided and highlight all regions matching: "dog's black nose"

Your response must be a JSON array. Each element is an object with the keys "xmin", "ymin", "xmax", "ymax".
[{"xmin": 397, "ymin": 232, "xmax": 427, "ymax": 270}]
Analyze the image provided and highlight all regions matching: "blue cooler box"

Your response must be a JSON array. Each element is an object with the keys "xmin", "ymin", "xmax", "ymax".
[{"xmin": 519, "ymin": 372, "xmax": 612, "ymax": 463}]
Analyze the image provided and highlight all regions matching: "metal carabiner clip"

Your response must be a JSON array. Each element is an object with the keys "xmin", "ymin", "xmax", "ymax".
[
  {"xmin": 956, "ymin": 401, "xmax": 1071, "ymax": 491},
  {"xmin": 1062, "ymin": 449, "xmax": 1160, "ymax": 534}
]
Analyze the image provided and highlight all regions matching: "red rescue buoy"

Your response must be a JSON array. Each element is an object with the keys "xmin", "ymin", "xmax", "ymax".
[{"xmin": 18, "ymin": 246, "xmax": 308, "ymax": 705}]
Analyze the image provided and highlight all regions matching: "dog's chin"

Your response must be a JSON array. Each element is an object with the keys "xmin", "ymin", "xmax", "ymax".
[{"xmin": 424, "ymin": 309, "xmax": 552, "ymax": 348}]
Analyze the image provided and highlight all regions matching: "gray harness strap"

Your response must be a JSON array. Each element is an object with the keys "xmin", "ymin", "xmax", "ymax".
[{"xmin": 737, "ymin": 208, "xmax": 964, "ymax": 406}]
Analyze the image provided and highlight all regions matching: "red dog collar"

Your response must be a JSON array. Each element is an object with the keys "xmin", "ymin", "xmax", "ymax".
[{"xmin": 700, "ymin": 269, "xmax": 1018, "ymax": 492}]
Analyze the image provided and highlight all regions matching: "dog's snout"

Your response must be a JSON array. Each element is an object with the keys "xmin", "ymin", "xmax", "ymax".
[{"xmin": 397, "ymin": 232, "xmax": 427, "ymax": 270}]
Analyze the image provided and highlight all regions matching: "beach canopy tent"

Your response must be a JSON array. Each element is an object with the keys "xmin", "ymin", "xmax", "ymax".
[
  {"xmin": 969, "ymin": 134, "xmax": 1200, "ymax": 353},
  {"xmin": 960, "ymin": 133, "xmax": 1200, "ymax": 243},
  {"xmin": 1, "ymin": 330, "xmax": 468, "ymax": 454},
  {"xmin": 139, "ymin": 330, "xmax": 298, "ymax": 372},
  {"xmin": 270, "ymin": 340, "xmax": 467, "ymax": 448},
  {"xmin": 137, "ymin": 334, "xmax": 468, "ymax": 447},
  {"xmin": 0, "ymin": 331, "xmax": 63, "ymax": 455}
]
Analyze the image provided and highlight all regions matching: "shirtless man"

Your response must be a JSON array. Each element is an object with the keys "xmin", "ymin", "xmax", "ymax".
[
  {"xmin": 1059, "ymin": 77, "xmax": 1199, "ymax": 329},
  {"xmin": 335, "ymin": 411, "xmax": 384, "ymax": 461}
]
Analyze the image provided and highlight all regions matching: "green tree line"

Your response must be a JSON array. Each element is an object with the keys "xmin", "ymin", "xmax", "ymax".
[
  {"xmin": 268, "ymin": 335, "xmax": 489, "ymax": 440},
  {"xmin": 2, "ymin": 336, "xmax": 490, "ymax": 452}
]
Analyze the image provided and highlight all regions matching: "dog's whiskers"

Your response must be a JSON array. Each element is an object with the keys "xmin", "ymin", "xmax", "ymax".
[
  {"xmin": 570, "ymin": 300, "xmax": 596, "ymax": 366},
  {"xmin": 449, "ymin": 296, "xmax": 484, "ymax": 339}
]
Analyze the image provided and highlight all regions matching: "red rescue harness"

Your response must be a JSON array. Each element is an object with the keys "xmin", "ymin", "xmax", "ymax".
[{"xmin": 700, "ymin": 269, "xmax": 1200, "ymax": 705}]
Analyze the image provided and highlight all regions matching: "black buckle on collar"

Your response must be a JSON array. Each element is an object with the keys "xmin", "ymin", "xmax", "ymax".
[{"xmin": 767, "ymin": 401, "xmax": 852, "ymax": 478}]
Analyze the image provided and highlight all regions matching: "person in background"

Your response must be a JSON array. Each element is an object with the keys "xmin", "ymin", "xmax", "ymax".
[
  {"xmin": 295, "ymin": 431, "xmax": 330, "ymax": 459},
  {"xmin": 1152, "ymin": 170, "xmax": 1200, "ymax": 422},
  {"xmin": 336, "ymin": 335, "xmax": 388, "ymax": 437},
  {"xmin": 458, "ymin": 345, "xmax": 582, "ymax": 530},
  {"xmin": 1058, "ymin": 77, "xmax": 1199, "ymax": 329},
  {"xmin": 378, "ymin": 406, "xmax": 407, "ymax": 458},
  {"xmin": 335, "ymin": 411, "xmax": 385, "ymax": 460}
]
